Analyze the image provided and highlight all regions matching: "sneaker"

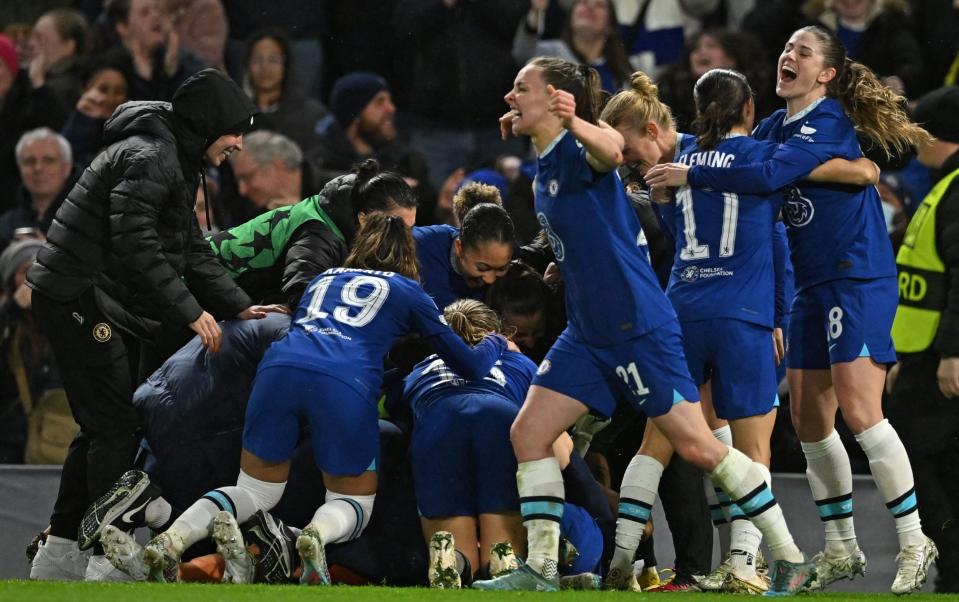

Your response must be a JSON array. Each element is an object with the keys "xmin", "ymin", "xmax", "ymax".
[
  {"xmin": 472, "ymin": 560, "xmax": 559, "ymax": 591},
  {"xmin": 29, "ymin": 538, "xmax": 90, "ymax": 580},
  {"xmin": 143, "ymin": 532, "xmax": 181, "ymax": 583},
  {"xmin": 558, "ymin": 536, "xmax": 580, "ymax": 569},
  {"xmin": 212, "ymin": 511, "xmax": 254, "ymax": 584},
  {"xmin": 25, "ymin": 529, "xmax": 49, "ymax": 563},
  {"xmin": 646, "ymin": 573, "xmax": 700, "ymax": 592},
  {"xmin": 695, "ymin": 556, "xmax": 734, "ymax": 591},
  {"xmin": 637, "ymin": 565, "xmax": 663, "ymax": 590},
  {"xmin": 296, "ymin": 525, "xmax": 330, "ymax": 585},
  {"xmin": 560, "ymin": 572, "xmax": 602, "ymax": 590},
  {"xmin": 79, "ymin": 470, "xmax": 162, "ymax": 550},
  {"xmin": 724, "ymin": 572, "xmax": 770, "ymax": 595},
  {"xmin": 807, "ymin": 547, "xmax": 867, "ymax": 590},
  {"xmin": 100, "ymin": 526, "xmax": 146, "ymax": 580},
  {"xmin": 428, "ymin": 531, "xmax": 460, "ymax": 589},
  {"xmin": 244, "ymin": 510, "xmax": 296, "ymax": 584},
  {"xmin": 85, "ymin": 554, "xmax": 134, "ymax": 582},
  {"xmin": 604, "ymin": 565, "xmax": 642, "ymax": 591},
  {"xmin": 891, "ymin": 537, "xmax": 937, "ymax": 595},
  {"xmin": 488, "ymin": 541, "xmax": 518, "ymax": 578},
  {"xmin": 763, "ymin": 557, "xmax": 816, "ymax": 596}
]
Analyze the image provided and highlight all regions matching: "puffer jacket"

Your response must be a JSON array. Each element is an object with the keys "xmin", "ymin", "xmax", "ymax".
[{"xmin": 28, "ymin": 69, "xmax": 255, "ymax": 332}]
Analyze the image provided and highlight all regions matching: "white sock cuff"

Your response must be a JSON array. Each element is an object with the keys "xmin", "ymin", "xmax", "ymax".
[
  {"xmin": 236, "ymin": 469, "xmax": 286, "ymax": 512},
  {"xmin": 324, "ymin": 491, "xmax": 375, "ymax": 539},
  {"xmin": 712, "ymin": 425, "xmax": 733, "ymax": 446},
  {"xmin": 853, "ymin": 419, "xmax": 894, "ymax": 453},
  {"xmin": 800, "ymin": 429, "xmax": 842, "ymax": 458},
  {"xmin": 624, "ymin": 454, "xmax": 665, "ymax": 489},
  {"xmin": 517, "ymin": 457, "xmax": 563, "ymax": 490},
  {"xmin": 755, "ymin": 463, "xmax": 772, "ymax": 488},
  {"xmin": 710, "ymin": 447, "xmax": 753, "ymax": 492}
]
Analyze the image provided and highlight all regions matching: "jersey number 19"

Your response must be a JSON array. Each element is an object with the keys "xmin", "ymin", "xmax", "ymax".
[{"xmin": 297, "ymin": 275, "xmax": 389, "ymax": 328}]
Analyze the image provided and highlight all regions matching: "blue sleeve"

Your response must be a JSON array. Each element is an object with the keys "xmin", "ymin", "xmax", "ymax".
[
  {"xmin": 427, "ymin": 331, "xmax": 507, "ymax": 381},
  {"xmin": 408, "ymin": 285, "xmax": 506, "ymax": 380},
  {"xmin": 773, "ymin": 222, "xmax": 788, "ymax": 328},
  {"xmin": 688, "ymin": 112, "xmax": 850, "ymax": 195}
]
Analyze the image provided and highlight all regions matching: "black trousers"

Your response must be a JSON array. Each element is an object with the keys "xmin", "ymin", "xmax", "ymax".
[
  {"xmin": 888, "ymin": 350, "xmax": 959, "ymax": 593},
  {"xmin": 33, "ymin": 289, "xmax": 143, "ymax": 539}
]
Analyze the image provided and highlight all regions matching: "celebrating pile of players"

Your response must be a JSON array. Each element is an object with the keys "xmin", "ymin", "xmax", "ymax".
[{"xmin": 7, "ymin": 0, "xmax": 959, "ymax": 596}]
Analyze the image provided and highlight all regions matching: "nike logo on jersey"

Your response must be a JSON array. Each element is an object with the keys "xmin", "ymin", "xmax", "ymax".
[
  {"xmin": 121, "ymin": 499, "xmax": 151, "ymax": 525},
  {"xmin": 828, "ymin": 344, "xmax": 837, "ymax": 351},
  {"xmin": 800, "ymin": 124, "xmax": 817, "ymax": 135}
]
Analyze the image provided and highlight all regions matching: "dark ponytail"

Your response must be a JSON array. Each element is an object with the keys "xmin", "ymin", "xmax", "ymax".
[
  {"xmin": 459, "ymin": 203, "xmax": 515, "ymax": 252},
  {"xmin": 692, "ymin": 69, "xmax": 753, "ymax": 151},
  {"xmin": 351, "ymin": 158, "xmax": 418, "ymax": 219},
  {"xmin": 529, "ymin": 57, "xmax": 603, "ymax": 124}
]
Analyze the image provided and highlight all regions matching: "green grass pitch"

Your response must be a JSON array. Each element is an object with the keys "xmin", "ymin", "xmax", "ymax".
[{"xmin": 1, "ymin": 581, "xmax": 954, "ymax": 601}]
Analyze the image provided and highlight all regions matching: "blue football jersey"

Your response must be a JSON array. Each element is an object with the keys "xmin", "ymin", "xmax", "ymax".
[
  {"xmin": 403, "ymin": 349, "xmax": 537, "ymax": 420},
  {"xmin": 666, "ymin": 134, "xmax": 782, "ymax": 327},
  {"xmin": 535, "ymin": 130, "xmax": 676, "ymax": 346},
  {"xmin": 259, "ymin": 267, "xmax": 505, "ymax": 398},
  {"xmin": 413, "ymin": 225, "xmax": 487, "ymax": 311},
  {"xmin": 687, "ymin": 97, "xmax": 895, "ymax": 291}
]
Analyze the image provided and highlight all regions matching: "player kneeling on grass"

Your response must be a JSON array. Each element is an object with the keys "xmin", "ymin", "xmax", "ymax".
[{"xmin": 138, "ymin": 213, "xmax": 508, "ymax": 583}]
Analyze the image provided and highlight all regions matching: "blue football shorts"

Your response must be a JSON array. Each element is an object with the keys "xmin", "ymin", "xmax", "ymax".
[
  {"xmin": 680, "ymin": 318, "xmax": 779, "ymax": 420},
  {"xmin": 532, "ymin": 320, "xmax": 700, "ymax": 418},
  {"xmin": 243, "ymin": 365, "xmax": 379, "ymax": 476},
  {"xmin": 786, "ymin": 276, "xmax": 898, "ymax": 370}
]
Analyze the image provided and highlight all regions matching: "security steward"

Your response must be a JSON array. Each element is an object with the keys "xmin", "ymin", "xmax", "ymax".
[{"xmin": 888, "ymin": 86, "xmax": 959, "ymax": 593}]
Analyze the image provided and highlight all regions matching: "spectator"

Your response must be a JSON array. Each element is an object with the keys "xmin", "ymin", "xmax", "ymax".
[
  {"xmin": 394, "ymin": 0, "xmax": 528, "ymax": 190},
  {"xmin": 226, "ymin": 130, "xmax": 321, "ymax": 223},
  {"xmin": 242, "ymin": 29, "xmax": 330, "ymax": 158},
  {"xmin": 97, "ymin": 0, "xmax": 205, "ymax": 101},
  {"xmin": 513, "ymin": 0, "xmax": 633, "ymax": 94},
  {"xmin": 60, "ymin": 61, "xmax": 129, "ymax": 168},
  {"xmin": 0, "ymin": 239, "xmax": 75, "ymax": 465},
  {"xmin": 0, "ymin": 128, "xmax": 75, "ymax": 251},
  {"xmin": 0, "ymin": 34, "xmax": 72, "ymax": 210},
  {"xmin": 26, "ymin": 9, "xmax": 92, "ymax": 113},
  {"xmin": 314, "ymin": 72, "xmax": 436, "ymax": 224},
  {"xmin": 741, "ymin": 0, "xmax": 806, "ymax": 66},
  {"xmin": 888, "ymin": 85, "xmax": 959, "ymax": 593},
  {"xmin": 224, "ymin": 0, "xmax": 327, "ymax": 100},
  {"xmin": 614, "ymin": 0, "xmax": 720, "ymax": 77},
  {"xmin": 802, "ymin": 0, "xmax": 925, "ymax": 98},
  {"xmin": 163, "ymin": 0, "xmax": 228, "ymax": 70},
  {"xmin": 656, "ymin": 30, "xmax": 775, "ymax": 131}
]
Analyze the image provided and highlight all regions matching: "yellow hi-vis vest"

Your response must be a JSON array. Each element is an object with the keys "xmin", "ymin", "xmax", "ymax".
[{"xmin": 892, "ymin": 166, "xmax": 959, "ymax": 353}]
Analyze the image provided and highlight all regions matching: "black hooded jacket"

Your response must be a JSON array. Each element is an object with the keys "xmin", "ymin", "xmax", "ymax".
[{"xmin": 27, "ymin": 69, "xmax": 256, "ymax": 331}]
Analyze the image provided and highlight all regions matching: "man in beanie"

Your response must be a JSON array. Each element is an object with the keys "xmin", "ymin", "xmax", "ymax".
[
  {"xmin": 313, "ymin": 71, "xmax": 436, "ymax": 223},
  {"xmin": 888, "ymin": 85, "xmax": 959, "ymax": 592},
  {"xmin": 26, "ymin": 68, "xmax": 285, "ymax": 581}
]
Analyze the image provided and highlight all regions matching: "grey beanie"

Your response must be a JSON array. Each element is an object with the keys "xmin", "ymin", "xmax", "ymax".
[{"xmin": 0, "ymin": 239, "xmax": 43, "ymax": 294}]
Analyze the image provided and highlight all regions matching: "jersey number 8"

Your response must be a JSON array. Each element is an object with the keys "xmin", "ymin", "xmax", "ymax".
[{"xmin": 297, "ymin": 275, "xmax": 390, "ymax": 328}]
